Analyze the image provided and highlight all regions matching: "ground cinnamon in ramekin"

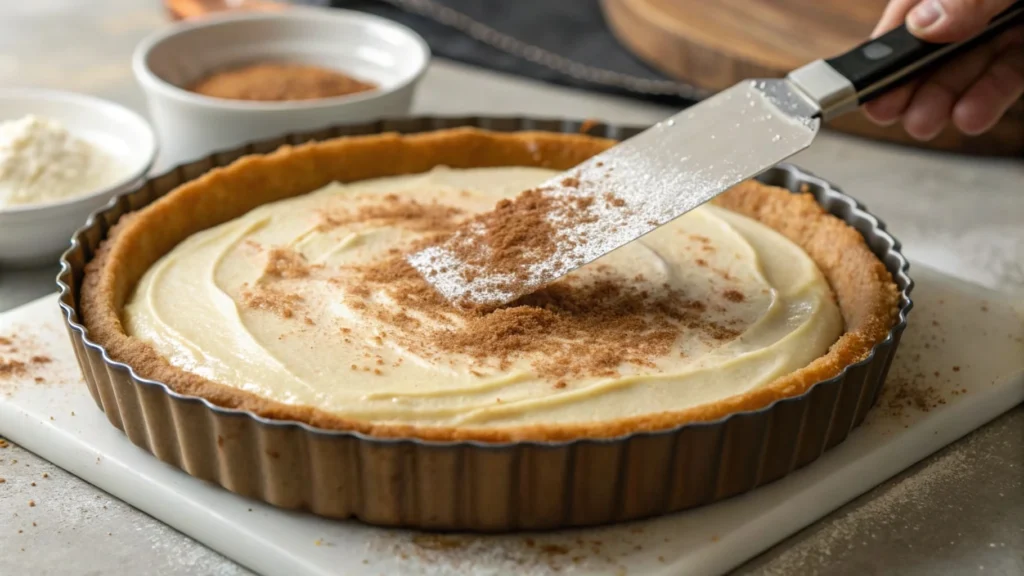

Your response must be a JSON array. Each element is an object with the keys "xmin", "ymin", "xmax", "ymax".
[{"xmin": 189, "ymin": 63, "xmax": 376, "ymax": 102}]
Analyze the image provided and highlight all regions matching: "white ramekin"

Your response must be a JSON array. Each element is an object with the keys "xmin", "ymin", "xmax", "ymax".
[
  {"xmin": 132, "ymin": 9, "xmax": 430, "ymax": 167},
  {"xmin": 0, "ymin": 89, "xmax": 157, "ymax": 267}
]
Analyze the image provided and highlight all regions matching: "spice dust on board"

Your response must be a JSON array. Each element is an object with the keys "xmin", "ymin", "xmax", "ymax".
[
  {"xmin": 0, "ymin": 333, "xmax": 55, "ymax": 393},
  {"xmin": 0, "ymin": 327, "xmax": 67, "ymax": 393}
]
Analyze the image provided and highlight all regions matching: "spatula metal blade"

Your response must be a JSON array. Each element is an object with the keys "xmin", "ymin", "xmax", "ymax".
[{"xmin": 408, "ymin": 79, "xmax": 821, "ymax": 307}]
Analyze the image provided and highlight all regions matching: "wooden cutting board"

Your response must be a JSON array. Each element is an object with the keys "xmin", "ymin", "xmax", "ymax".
[{"xmin": 602, "ymin": 0, "xmax": 1023, "ymax": 156}]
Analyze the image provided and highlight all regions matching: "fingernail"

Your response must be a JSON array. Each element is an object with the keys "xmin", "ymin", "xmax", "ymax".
[
  {"xmin": 864, "ymin": 110, "xmax": 901, "ymax": 127},
  {"xmin": 908, "ymin": 0, "xmax": 943, "ymax": 32}
]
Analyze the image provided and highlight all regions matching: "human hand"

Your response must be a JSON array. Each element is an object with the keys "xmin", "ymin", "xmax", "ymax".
[{"xmin": 863, "ymin": 0, "xmax": 1023, "ymax": 140}]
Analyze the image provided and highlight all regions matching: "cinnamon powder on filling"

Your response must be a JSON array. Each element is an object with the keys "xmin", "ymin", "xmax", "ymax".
[
  {"xmin": 242, "ymin": 288, "xmax": 304, "ymax": 319},
  {"xmin": 318, "ymin": 194, "xmax": 465, "ymax": 233},
  {"xmin": 346, "ymin": 250, "xmax": 740, "ymax": 380},
  {"xmin": 723, "ymin": 289, "xmax": 745, "ymax": 303},
  {"xmin": 264, "ymin": 248, "xmax": 314, "ymax": 279},
  {"xmin": 244, "ymin": 197, "xmax": 468, "ymax": 318},
  {"xmin": 241, "ymin": 193, "xmax": 745, "ymax": 381}
]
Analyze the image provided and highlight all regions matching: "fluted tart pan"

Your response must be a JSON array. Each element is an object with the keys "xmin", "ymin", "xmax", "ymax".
[{"xmin": 58, "ymin": 116, "xmax": 913, "ymax": 531}]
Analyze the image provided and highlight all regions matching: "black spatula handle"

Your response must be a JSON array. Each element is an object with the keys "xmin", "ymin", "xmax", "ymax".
[{"xmin": 827, "ymin": 1, "xmax": 1024, "ymax": 104}]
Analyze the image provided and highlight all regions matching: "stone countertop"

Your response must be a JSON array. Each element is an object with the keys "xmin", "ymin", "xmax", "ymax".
[{"xmin": 1, "ymin": 1, "xmax": 1021, "ymax": 575}]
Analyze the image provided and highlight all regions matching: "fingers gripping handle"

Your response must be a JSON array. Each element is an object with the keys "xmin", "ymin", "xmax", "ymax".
[{"xmin": 788, "ymin": 1, "xmax": 1024, "ymax": 120}]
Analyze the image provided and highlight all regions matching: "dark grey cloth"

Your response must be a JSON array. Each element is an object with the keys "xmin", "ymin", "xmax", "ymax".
[{"xmin": 323, "ymin": 0, "xmax": 695, "ymax": 106}]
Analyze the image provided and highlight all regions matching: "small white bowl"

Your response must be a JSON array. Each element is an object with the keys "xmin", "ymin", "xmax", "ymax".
[
  {"xmin": 0, "ymin": 89, "xmax": 157, "ymax": 267},
  {"xmin": 133, "ymin": 9, "xmax": 430, "ymax": 167}
]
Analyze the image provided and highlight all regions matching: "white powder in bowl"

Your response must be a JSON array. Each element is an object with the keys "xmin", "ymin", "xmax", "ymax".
[{"xmin": 0, "ymin": 115, "xmax": 124, "ymax": 209}]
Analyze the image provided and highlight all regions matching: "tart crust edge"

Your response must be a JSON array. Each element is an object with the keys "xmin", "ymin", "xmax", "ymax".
[{"xmin": 79, "ymin": 128, "xmax": 899, "ymax": 442}]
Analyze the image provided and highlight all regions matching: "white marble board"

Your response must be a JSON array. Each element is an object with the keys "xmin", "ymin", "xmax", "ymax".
[{"xmin": 0, "ymin": 263, "xmax": 1021, "ymax": 576}]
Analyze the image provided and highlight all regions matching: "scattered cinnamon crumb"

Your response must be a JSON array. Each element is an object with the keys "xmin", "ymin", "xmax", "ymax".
[
  {"xmin": 0, "ymin": 359, "xmax": 27, "ymax": 378},
  {"xmin": 952, "ymin": 366, "xmax": 960, "ymax": 372},
  {"xmin": 28, "ymin": 500, "xmax": 34, "ymax": 507},
  {"xmin": 722, "ymin": 289, "xmax": 745, "ymax": 303},
  {"xmin": 263, "ymin": 248, "xmax": 313, "ymax": 279},
  {"xmin": 241, "ymin": 288, "xmax": 304, "ymax": 319},
  {"xmin": 603, "ymin": 193, "xmax": 625, "ymax": 208},
  {"xmin": 885, "ymin": 374, "xmax": 944, "ymax": 416},
  {"xmin": 318, "ymin": 195, "xmax": 464, "ymax": 233}
]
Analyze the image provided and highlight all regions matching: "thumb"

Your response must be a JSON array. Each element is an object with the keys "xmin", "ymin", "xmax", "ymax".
[{"xmin": 906, "ymin": 0, "xmax": 1017, "ymax": 43}]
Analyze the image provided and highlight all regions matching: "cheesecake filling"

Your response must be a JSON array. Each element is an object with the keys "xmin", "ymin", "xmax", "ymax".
[{"xmin": 124, "ymin": 166, "xmax": 843, "ymax": 427}]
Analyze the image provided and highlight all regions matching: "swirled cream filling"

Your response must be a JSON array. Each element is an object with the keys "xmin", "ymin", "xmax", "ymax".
[{"xmin": 124, "ymin": 166, "xmax": 843, "ymax": 427}]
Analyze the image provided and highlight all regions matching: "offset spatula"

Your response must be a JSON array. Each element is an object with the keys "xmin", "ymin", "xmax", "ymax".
[{"xmin": 410, "ymin": 3, "xmax": 1024, "ymax": 307}]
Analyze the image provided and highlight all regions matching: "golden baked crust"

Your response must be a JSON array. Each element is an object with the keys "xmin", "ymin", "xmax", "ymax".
[{"xmin": 80, "ymin": 128, "xmax": 899, "ymax": 442}]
